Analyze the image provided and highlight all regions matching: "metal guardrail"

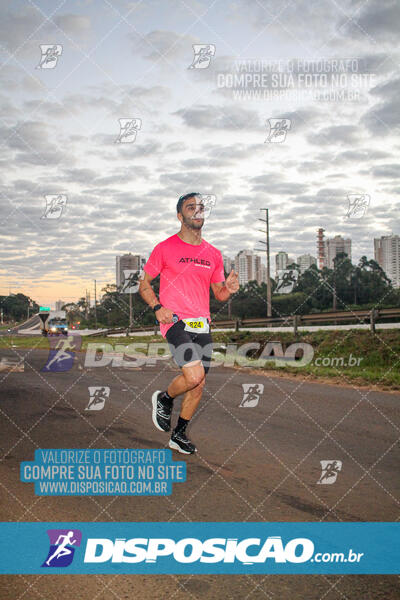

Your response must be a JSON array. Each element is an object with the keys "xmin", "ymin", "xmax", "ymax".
[
  {"xmin": 87, "ymin": 308, "xmax": 400, "ymax": 337},
  {"xmin": 213, "ymin": 308, "xmax": 400, "ymax": 334}
]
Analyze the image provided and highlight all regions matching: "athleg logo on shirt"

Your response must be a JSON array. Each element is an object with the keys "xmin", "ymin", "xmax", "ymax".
[{"xmin": 179, "ymin": 258, "xmax": 211, "ymax": 267}]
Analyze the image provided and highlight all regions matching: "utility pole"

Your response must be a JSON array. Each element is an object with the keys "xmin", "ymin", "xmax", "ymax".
[
  {"xmin": 85, "ymin": 289, "xmax": 89, "ymax": 319},
  {"xmin": 332, "ymin": 257, "xmax": 337, "ymax": 311},
  {"xmin": 255, "ymin": 208, "xmax": 272, "ymax": 317},
  {"xmin": 94, "ymin": 280, "xmax": 97, "ymax": 329},
  {"xmin": 129, "ymin": 289, "xmax": 132, "ymax": 331},
  {"xmin": 332, "ymin": 273, "xmax": 337, "ymax": 311}
]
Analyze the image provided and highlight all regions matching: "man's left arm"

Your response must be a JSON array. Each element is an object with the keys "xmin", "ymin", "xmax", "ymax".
[{"xmin": 211, "ymin": 270, "xmax": 239, "ymax": 301}]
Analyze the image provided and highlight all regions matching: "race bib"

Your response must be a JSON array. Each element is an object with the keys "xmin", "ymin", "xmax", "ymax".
[{"xmin": 182, "ymin": 317, "xmax": 210, "ymax": 333}]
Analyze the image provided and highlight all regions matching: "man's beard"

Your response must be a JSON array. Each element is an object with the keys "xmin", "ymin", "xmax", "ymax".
[{"xmin": 182, "ymin": 214, "xmax": 204, "ymax": 230}]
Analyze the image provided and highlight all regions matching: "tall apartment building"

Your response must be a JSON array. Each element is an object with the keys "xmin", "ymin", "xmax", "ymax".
[
  {"xmin": 116, "ymin": 253, "xmax": 143, "ymax": 288},
  {"xmin": 297, "ymin": 254, "xmax": 317, "ymax": 274},
  {"xmin": 55, "ymin": 299, "xmax": 65, "ymax": 311},
  {"xmin": 374, "ymin": 234, "xmax": 400, "ymax": 288},
  {"xmin": 275, "ymin": 251, "xmax": 289, "ymax": 271},
  {"xmin": 235, "ymin": 250, "xmax": 262, "ymax": 285},
  {"xmin": 222, "ymin": 254, "xmax": 234, "ymax": 275},
  {"xmin": 324, "ymin": 235, "xmax": 352, "ymax": 268},
  {"xmin": 260, "ymin": 263, "xmax": 268, "ymax": 284}
]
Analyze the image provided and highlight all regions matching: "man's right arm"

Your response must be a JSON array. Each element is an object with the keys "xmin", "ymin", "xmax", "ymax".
[
  {"xmin": 139, "ymin": 272, "xmax": 174, "ymax": 324},
  {"xmin": 138, "ymin": 271, "xmax": 159, "ymax": 309}
]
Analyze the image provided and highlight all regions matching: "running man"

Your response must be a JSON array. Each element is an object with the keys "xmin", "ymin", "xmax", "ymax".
[
  {"xmin": 45, "ymin": 531, "xmax": 77, "ymax": 565},
  {"xmin": 139, "ymin": 193, "xmax": 239, "ymax": 454}
]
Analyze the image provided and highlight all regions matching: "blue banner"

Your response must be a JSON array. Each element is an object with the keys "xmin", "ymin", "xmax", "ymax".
[{"xmin": 0, "ymin": 522, "xmax": 398, "ymax": 574}]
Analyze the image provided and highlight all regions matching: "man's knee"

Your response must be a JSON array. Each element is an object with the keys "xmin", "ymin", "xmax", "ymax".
[
  {"xmin": 194, "ymin": 374, "xmax": 206, "ymax": 389},
  {"xmin": 182, "ymin": 362, "xmax": 206, "ymax": 389},
  {"xmin": 184, "ymin": 373, "xmax": 206, "ymax": 390},
  {"xmin": 189, "ymin": 376, "xmax": 206, "ymax": 398}
]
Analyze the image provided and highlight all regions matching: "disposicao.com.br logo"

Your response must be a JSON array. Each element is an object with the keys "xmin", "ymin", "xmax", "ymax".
[
  {"xmin": 83, "ymin": 535, "xmax": 363, "ymax": 566},
  {"xmin": 1, "ymin": 522, "xmax": 395, "ymax": 574}
]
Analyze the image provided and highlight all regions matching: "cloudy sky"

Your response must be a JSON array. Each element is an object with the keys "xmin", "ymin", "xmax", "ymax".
[{"xmin": 0, "ymin": 0, "xmax": 399, "ymax": 307}]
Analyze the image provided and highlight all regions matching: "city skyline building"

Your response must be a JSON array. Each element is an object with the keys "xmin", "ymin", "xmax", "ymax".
[
  {"xmin": 116, "ymin": 253, "xmax": 144, "ymax": 289},
  {"xmin": 235, "ymin": 250, "xmax": 262, "ymax": 285},
  {"xmin": 374, "ymin": 234, "xmax": 400, "ymax": 288},
  {"xmin": 324, "ymin": 235, "xmax": 352, "ymax": 268}
]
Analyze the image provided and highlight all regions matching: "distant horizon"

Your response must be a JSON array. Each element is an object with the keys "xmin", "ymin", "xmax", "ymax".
[{"xmin": 2, "ymin": 230, "xmax": 394, "ymax": 311}]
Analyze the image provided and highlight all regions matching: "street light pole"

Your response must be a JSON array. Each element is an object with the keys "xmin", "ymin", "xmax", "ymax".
[
  {"xmin": 256, "ymin": 208, "xmax": 272, "ymax": 317},
  {"xmin": 265, "ymin": 209, "xmax": 272, "ymax": 317},
  {"xmin": 94, "ymin": 279, "xmax": 97, "ymax": 329},
  {"xmin": 129, "ymin": 291, "xmax": 132, "ymax": 331}
]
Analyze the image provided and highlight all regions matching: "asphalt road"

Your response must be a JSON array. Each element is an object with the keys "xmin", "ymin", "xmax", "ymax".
[{"xmin": 0, "ymin": 346, "xmax": 399, "ymax": 599}]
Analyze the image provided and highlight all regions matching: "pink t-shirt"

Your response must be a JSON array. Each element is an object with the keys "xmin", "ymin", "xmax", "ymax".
[{"xmin": 143, "ymin": 233, "xmax": 225, "ymax": 338}]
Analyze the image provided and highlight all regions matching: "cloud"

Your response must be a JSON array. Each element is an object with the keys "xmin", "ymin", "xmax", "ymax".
[
  {"xmin": 369, "ymin": 77, "xmax": 400, "ymax": 100},
  {"xmin": 361, "ymin": 98, "xmax": 400, "ymax": 136},
  {"xmin": 54, "ymin": 14, "xmax": 91, "ymax": 41},
  {"xmin": 307, "ymin": 125, "xmax": 361, "ymax": 146},
  {"xmin": 250, "ymin": 177, "xmax": 309, "ymax": 195},
  {"xmin": 0, "ymin": 7, "xmax": 92, "ymax": 59},
  {"xmin": 359, "ymin": 76, "xmax": 400, "ymax": 135},
  {"xmin": 340, "ymin": 0, "xmax": 400, "ymax": 44},
  {"xmin": 370, "ymin": 164, "xmax": 400, "ymax": 178},
  {"xmin": 236, "ymin": 0, "xmax": 340, "ymax": 47},
  {"xmin": 5, "ymin": 121, "xmax": 48, "ymax": 151},
  {"xmin": 159, "ymin": 170, "xmax": 227, "ymax": 191},
  {"xmin": 174, "ymin": 104, "xmax": 261, "ymax": 130},
  {"xmin": 128, "ymin": 29, "xmax": 196, "ymax": 62},
  {"xmin": 332, "ymin": 149, "xmax": 391, "ymax": 164},
  {"xmin": 0, "ymin": 6, "xmax": 42, "ymax": 57},
  {"xmin": 62, "ymin": 168, "xmax": 99, "ymax": 183}
]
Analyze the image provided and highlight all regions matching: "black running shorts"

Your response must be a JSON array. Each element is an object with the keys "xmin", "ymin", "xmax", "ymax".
[{"xmin": 166, "ymin": 319, "xmax": 213, "ymax": 375}]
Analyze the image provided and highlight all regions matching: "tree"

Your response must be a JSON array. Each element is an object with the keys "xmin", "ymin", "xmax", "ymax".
[{"xmin": 0, "ymin": 293, "xmax": 38, "ymax": 322}]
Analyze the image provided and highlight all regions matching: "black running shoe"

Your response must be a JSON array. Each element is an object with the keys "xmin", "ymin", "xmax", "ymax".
[
  {"xmin": 169, "ymin": 429, "xmax": 197, "ymax": 454},
  {"xmin": 151, "ymin": 391, "xmax": 172, "ymax": 432}
]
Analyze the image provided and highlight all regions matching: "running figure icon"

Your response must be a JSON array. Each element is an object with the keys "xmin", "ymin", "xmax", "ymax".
[{"xmin": 45, "ymin": 531, "xmax": 77, "ymax": 566}]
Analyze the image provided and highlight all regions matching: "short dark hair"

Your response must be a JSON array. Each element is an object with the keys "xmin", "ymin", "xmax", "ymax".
[{"xmin": 177, "ymin": 192, "xmax": 200, "ymax": 214}]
